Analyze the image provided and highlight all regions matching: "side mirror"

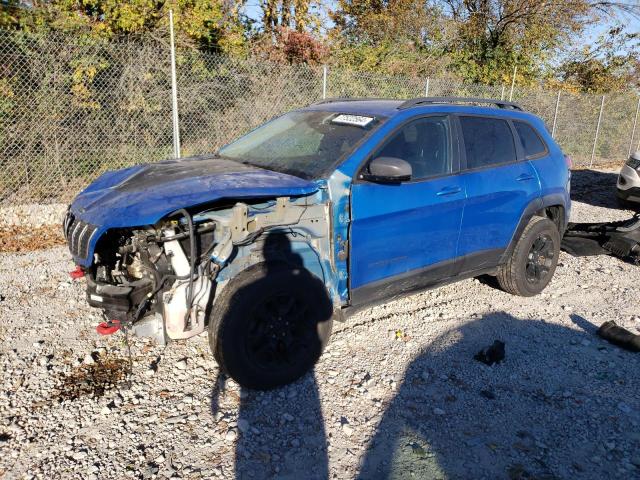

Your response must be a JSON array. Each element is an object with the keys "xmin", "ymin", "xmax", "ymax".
[{"xmin": 363, "ymin": 156, "xmax": 412, "ymax": 183}]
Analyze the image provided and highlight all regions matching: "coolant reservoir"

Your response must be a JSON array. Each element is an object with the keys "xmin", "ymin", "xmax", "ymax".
[{"xmin": 163, "ymin": 276, "xmax": 211, "ymax": 339}]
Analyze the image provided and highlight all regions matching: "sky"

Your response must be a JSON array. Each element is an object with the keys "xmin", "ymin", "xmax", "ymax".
[{"xmin": 240, "ymin": 1, "xmax": 638, "ymax": 55}]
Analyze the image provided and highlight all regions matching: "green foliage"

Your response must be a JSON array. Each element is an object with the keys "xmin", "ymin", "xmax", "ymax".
[
  {"xmin": 558, "ymin": 26, "xmax": 640, "ymax": 93},
  {"xmin": 329, "ymin": 0, "xmax": 639, "ymax": 91},
  {"xmin": 1, "ymin": 0, "xmax": 638, "ymax": 92},
  {"xmin": 2, "ymin": 0, "xmax": 246, "ymax": 54}
]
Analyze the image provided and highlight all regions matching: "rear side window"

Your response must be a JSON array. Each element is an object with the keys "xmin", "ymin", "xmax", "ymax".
[
  {"xmin": 460, "ymin": 116, "xmax": 516, "ymax": 169},
  {"xmin": 514, "ymin": 121, "xmax": 547, "ymax": 158}
]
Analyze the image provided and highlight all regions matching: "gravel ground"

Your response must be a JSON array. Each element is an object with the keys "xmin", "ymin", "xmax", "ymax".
[{"xmin": 1, "ymin": 169, "xmax": 639, "ymax": 479}]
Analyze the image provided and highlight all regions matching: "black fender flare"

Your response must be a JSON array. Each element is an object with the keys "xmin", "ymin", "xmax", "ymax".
[
  {"xmin": 500, "ymin": 194, "xmax": 568, "ymax": 264},
  {"xmin": 540, "ymin": 193, "xmax": 569, "ymax": 235},
  {"xmin": 500, "ymin": 198, "xmax": 542, "ymax": 264}
]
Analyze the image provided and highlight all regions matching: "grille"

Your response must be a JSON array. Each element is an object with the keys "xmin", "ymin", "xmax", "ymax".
[{"xmin": 64, "ymin": 212, "xmax": 98, "ymax": 260}]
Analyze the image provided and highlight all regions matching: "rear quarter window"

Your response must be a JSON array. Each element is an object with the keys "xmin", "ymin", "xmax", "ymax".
[
  {"xmin": 514, "ymin": 121, "xmax": 547, "ymax": 158},
  {"xmin": 459, "ymin": 116, "xmax": 516, "ymax": 169}
]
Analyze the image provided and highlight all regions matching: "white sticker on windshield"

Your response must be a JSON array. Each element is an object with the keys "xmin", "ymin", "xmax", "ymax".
[{"xmin": 331, "ymin": 114, "xmax": 374, "ymax": 127}]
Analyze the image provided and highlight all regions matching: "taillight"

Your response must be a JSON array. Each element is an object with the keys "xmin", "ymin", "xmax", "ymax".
[{"xmin": 564, "ymin": 154, "xmax": 573, "ymax": 169}]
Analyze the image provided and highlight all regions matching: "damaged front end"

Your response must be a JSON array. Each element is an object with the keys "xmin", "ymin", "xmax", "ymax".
[{"xmin": 65, "ymin": 195, "xmax": 333, "ymax": 344}]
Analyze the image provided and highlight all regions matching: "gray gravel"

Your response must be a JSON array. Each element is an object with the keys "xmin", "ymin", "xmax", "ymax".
[
  {"xmin": 0, "ymin": 203, "xmax": 67, "ymax": 228},
  {"xmin": 1, "ymin": 169, "xmax": 639, "ymax": 479}
]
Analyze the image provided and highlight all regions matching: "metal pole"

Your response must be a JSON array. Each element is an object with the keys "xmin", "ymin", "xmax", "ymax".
[
  {"xmin": 551, "ymin": 91, "xmax": 561, "ymax": 139},
  {"xmin": 169, "ymin": 10, "xmax": 181, "ymax": 159},
  {"xmin": 509, "ymin": 65, "xmax": 517, "ymax": 102},
  {"xmin": 628, "ymin": 96, "xmax": 640, "ymax": 157},
  {"xmin": 322, "ymin": 65, "xmax": 327, "ymax": 99},
  {"xmin": 500, "ymin": 85, "xmax": 505, "ymax": 101},
  {"xmin": 425, "ymin": 78, "xmax": 430, "ymax": 97},
  {"xmin": 590, "ymin": 95, "xmax": 605, "ymax": 168}
]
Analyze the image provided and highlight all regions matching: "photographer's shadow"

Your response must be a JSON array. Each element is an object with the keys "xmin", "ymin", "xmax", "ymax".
[
  {"xmin": 358, "ymin": 311, "xmax": 640, "ymax": 479},
  {"xmin": 210, "ymin": 231, "xmax": 330, "ymax": 479}
]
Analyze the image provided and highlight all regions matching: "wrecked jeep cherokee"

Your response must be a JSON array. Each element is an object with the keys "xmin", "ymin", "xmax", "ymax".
[{"xmin": 65, "ymin": 97, "xmax": 571, "ymax": 389}]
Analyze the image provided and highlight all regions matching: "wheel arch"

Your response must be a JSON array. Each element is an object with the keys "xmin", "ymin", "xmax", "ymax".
[
  {"xmin": 212, "ymin": 233, "xmax": 335, "ymax": 313},
  {"xmin": 499, "ymin": 195, "xmax": 567, "ymax": 265}
]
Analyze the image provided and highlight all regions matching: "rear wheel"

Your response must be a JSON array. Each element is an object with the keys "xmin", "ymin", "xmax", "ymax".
[
  {"xmin": 208, "ymin": 263, "xmax": 333, "ymax": 390},
  {"xmin": 496, "ymin": 216, "xmax": 560, "ymax": 297}
]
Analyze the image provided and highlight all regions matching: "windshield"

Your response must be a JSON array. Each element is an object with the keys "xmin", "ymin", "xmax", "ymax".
[{"xmin": 218, "ymin": 110, "xmax": 384, "ymax": 179}]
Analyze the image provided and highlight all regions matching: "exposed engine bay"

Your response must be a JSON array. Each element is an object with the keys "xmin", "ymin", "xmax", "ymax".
[{"xmin": 76, "ymin": 197, "xmax": 330, "ymax": 344}]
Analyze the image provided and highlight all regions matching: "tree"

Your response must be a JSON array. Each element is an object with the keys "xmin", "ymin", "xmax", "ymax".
[
  {"xmin": 261, "ymin": 0, "xmax": 312, "ymax": 33},
  {"xmin": 558, "ymin": 25, "xmax": 640, "ymax": 92},
  {"xmin": 1, "ymin": 0, "xmax": 247, "ymax": 54},
  {"xmin": 251, "ymin": 26, "xmax": 328, "ymax": 64},
  {"xmin": 330, "ymin": 0, "xmax": 640, "ymax": 86},
  {"xmin": 329, "ymin": 0, "xmax": 449, "ymax": 75}
]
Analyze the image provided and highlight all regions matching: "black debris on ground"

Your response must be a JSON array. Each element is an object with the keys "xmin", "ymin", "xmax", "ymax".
[
  {"xmin": 474, "ymin": 340, "xmax": 505, "ymax": 365},
  {"xmin": 597, "ymin": 321, "xmax": 640, "ymax": 353}
]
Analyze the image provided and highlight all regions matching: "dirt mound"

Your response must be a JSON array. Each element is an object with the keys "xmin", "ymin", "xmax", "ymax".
[{"xmin": 0, "ymin": 225, "xmax": 66, "ymax": 253}]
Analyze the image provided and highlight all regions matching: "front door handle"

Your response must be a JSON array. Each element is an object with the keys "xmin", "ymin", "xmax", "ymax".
[
  {"xmin": 517, "ymin": 173, "xmax": 535, "ymax": 181},
  {"xmin": 436, "ymin": 186, "xmax": 462, "ymax": 196}
]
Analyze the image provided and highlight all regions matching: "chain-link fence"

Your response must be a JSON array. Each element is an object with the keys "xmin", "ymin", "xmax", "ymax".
[{"xmin": 1, "ymin": 28, "xmax": 640, "ymax": 204}]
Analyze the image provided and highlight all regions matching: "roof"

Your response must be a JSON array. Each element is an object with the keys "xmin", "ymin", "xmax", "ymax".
[
  {"xmin": 304, "ymin": 99, "xmax": 404, "ymax": 117},
  {"xmin": 303, "ymin": 97, "xmax": 529, "ymax": 119}
]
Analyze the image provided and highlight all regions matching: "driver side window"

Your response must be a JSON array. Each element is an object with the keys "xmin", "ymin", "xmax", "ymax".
[{"xmin": 374, "ymin": 116, "xmax": 452, "ymax": 180}]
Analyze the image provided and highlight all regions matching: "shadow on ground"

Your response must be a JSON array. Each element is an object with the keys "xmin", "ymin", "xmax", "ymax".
[
  {"xmin": 211, "ymin": 371, "xmax": 328, "ymax": 479},
  {"xmin": 210, "ymin": 230, "xmax": 330, "ymax": 479},
  {"xmin": 357, "ymin": 311, "xmax": 640, "ymax": 479},
  {"xmin": 206, "ymin": 228, "xmax": 639, "ymax": 479},
  {"xmin": 208, "ymin": 308, "xmax": 640, "ymax": 479},
  {"xmin": 571, "ymin": 168, "xmax": 636, "ymax": 211}
]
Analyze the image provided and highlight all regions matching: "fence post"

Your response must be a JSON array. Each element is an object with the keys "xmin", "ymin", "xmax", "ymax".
[
  {"xmin": 424, "ymin": 78, "xmax": 430, "ymax": 97},
  {"xmin": 590, "ymin": 95, "xmax": 605, "ymax": 168},
  {"xmin": 628, "ymin": 96, "xmax": 640, "ymax": 157},
  {"xmin": 500, "ymin": 85, "xmax": 505, "ymax": 101},
  {"xmin": 169, "ymin": 10, "xmax": 181, "ymax": 159},
  {"xmin": 322, "ymin": 65, "xmax": 328, "ymax": 99},
  {"xmin": 509, "ymin": 65, "xmax": 517, "ymax": 102},
  {"xmin": 551, "ymin": 91, "xmax": 561, "ymax": 139}
]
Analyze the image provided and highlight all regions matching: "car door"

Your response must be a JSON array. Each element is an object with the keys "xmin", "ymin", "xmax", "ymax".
[
  {"xmin": 455, "ymin": 115, "xmax": 542, "ymax": 272},
  {"xmin": 349, "ymin": 115, "xmax": 466, "ymax": 305}
]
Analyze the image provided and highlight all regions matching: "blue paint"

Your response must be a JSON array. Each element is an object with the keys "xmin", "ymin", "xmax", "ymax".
[
  {"xmin": 326, "ymin": 171, "xmax": 352, "ymax": 302},
  {"xmin": 350, "ymin": 177, "xmax": 465, "ymax": 288},
  {"xmin": 68, "ymin": 159, "xmax": 318, "ymax": 266},
  {"xmin": 456, "ymin": 161, "xmax": 541, "ymax": 258}
]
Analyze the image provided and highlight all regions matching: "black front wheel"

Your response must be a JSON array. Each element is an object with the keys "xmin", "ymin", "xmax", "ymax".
[
  {"xmin": 209, "ymin": 263, "xmax": 334, "ymax": 390},
  {"xmin": 497, "ymin": 216, "xmax": 561, "ymax": 297}
]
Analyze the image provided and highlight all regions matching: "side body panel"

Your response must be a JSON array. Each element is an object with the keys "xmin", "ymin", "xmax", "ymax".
[
  {"xmin": 456, "ymin": 161, "xmax": 541, "ymax": 270},
  {"xmin": 349, "ymin": 179, "xmax": 465, "ymax": 291},
  {"xmin": 524, "ymin": 117, "xmax": 572, "ymax": 228}
]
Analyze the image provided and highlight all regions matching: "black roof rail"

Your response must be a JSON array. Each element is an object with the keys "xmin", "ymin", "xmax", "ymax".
[
  {"xmin": 311, "ymin": 97, "xmax": 394, "ymax": 106},
  {"xmin": 397, "ymin": 97, "xmax": 523, "ymax": 111}
]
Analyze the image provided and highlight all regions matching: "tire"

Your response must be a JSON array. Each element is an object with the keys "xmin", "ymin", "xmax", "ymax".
[
  {"xmin": 208, "ymin": 263, "xmax": 334, "ymax": 390},
  {"xmin": 496, "ymin": 216, "xmax": 561, "ymax": 297}
]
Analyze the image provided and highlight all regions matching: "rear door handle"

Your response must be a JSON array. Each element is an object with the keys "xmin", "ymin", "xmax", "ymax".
[
  {"xmin": 436, "ymin": 186, "xmax": 462, "ymax": 196},
  {"xmin": 517, "ymin": 173, "xmax": 535, "ymax": 181}
]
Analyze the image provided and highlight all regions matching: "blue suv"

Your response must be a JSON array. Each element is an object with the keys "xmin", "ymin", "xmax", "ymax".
[{"xmin": 64, "ymin": 97, "xmax": 571, "ymax": 389}]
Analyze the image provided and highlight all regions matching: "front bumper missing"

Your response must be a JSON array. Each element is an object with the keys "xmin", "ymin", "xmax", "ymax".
[{"xmin": 86, "ymin": 275, "xmax": 153, "ymax": 315}]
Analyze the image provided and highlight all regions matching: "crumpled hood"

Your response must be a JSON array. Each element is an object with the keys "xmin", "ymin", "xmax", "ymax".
[
  {"xmin": 71, "ymin": 156, "xmax": 318, "ymax": 226},
  {"xmin": 66, "ymin": 155, "xmax": 319, "ymax": 266}
]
